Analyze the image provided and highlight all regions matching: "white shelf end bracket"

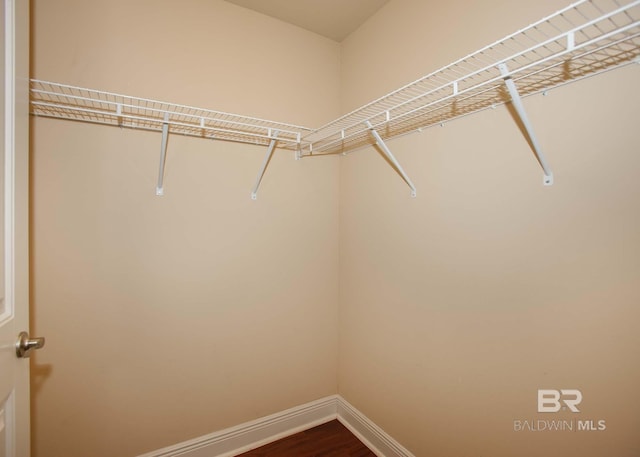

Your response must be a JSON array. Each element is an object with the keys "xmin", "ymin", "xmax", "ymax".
[
  {"xmin": 366, "ymin": 121, "xmax": 417, "ymax": 197},
  {"xmin": 499, "ymin": 63, "xmax": 554, "ymax": 186},
  {"xmin": 251, "ymin": 131, "xmax": 279, "ymax": 200},
  {"xmin": 156, "ymin": 113, "xmax": 170, "ymax": 196}
]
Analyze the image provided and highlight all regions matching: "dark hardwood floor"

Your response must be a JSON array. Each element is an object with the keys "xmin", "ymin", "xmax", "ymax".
[{"xmin": 236, "ymin": 420, "xmax": 377, "ymax": 457}]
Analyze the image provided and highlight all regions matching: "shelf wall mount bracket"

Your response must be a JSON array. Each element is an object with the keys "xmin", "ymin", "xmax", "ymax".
[
  {"xmin": 499, "ymin": 63, "xmax": 554, "ymax": 186},
  {"xmin": 155, "ymin": 113, "xmax": 170, "ymax": 196},
  {"xmin": 366, "ymin": 121, "xmax": 417, "ymax": 198},
  {"xmin": 251, "ymin": 131, "xmax": 279, "ymax": 200}
]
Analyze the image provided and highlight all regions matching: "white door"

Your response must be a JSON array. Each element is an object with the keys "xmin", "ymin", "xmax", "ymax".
[{"xmin": 0, "ymin": 1, "xmax": 33, "ymax": 456}]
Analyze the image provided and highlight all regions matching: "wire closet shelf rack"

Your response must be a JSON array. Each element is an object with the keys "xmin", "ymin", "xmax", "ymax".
[
  {"xmin": 30, "ymin": 0, "xmax": 640, "ymax": 195},
  {"xmin": 29, "ymin": 81, "xmax": 312, "ymax": 150},
  {"xmin": 300, "ymin": 0, "xmax": 640, "ymax": 156}
]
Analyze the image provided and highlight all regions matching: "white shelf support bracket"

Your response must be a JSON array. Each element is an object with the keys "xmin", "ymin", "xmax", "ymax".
[
  {"xmin": 251, "ymin": 131, "xmax": 279, "ymax": 200},
  {"xmin": 498, "ymin": 63, "xmax": 554, "ymax": 186},
  {"xmin": 155, "ymin": 113, "xmax": 170, "ymax": 196},
  {"xmin": 365, "ymin": 121, "xmax": 417, "ymax": 197}
]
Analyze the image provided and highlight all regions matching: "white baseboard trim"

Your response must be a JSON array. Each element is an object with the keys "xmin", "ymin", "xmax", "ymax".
[
  {"xmin": 138, "ymin": 395, "xmax": 414, "ymax": 457},
  {"xmin": 137, "ymin": 395, "xmax": 338, "ymax": 457},
  {"xmin": 336, "ymin": 397, "xmax": 415, "ymax": 457}
]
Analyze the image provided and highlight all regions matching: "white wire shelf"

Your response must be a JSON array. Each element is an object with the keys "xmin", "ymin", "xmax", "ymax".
[
  {"xmin": 30, "ymin": 80, "xmax": 312, "ymax": 150},
  {"xmin": 300, "ymin": 0, "xmax": 640, "ymax": 156},
  {"xmin": 29, "ymin": 0, "xmax": 640, "ymax": 197}
]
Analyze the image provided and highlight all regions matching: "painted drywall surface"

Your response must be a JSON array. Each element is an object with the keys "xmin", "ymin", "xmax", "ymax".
[
  {"xmin": 338, "ymin": 0, "xmax": 640, "ymax": 456},
  {"xmin": 31, "ymin": 0, "xmax": 340, "ymax": 127},
  {"xmin": 30, "ymin": 1, "xmax": 340, "ymax": 456}
]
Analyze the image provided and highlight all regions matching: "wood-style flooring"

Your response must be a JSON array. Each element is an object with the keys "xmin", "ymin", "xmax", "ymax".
[{"xmin": 236, "ymin": 420, "xmax": 377, "ymax": 456}]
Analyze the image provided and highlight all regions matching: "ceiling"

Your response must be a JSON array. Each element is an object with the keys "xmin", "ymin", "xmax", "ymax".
[{"xmin": 224, "ymin": 0, "xmax": 389, "ymax": 42}]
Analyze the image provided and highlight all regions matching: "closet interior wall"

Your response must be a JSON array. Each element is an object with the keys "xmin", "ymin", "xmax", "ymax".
[
  {"xmin": 29, "ymin": 0, "xmax": 640, "ymax": 456},
  {"xmin": 339, "ymin": 0, "xmax": 640, "ymax": 456},
  {"xmin": 30, "ymin": 1, "xmax": 341, "ymax": 456}
]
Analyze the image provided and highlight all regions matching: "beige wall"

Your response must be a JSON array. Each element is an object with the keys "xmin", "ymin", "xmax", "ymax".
[
  {"xmin": 31, "ymin": 0, "xmax": 640, "ymax": 456},
  {"xmin": 30, "ymin": 1, "xmax": 340, "ymax": 456},
  {"xmin": 339, "ymin": 0, "xmax": 640, "ymax": 456}
]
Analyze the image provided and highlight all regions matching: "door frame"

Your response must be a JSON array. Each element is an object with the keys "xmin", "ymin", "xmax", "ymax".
[{"xmin": 1, "ymin": 0, "xmax": 31, "ymax": 455}]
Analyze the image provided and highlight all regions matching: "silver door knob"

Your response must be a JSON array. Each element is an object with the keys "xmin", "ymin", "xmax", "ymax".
[{"xmin": 15, "ymin": 331, "xmax": 45, "ymax": 358}]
